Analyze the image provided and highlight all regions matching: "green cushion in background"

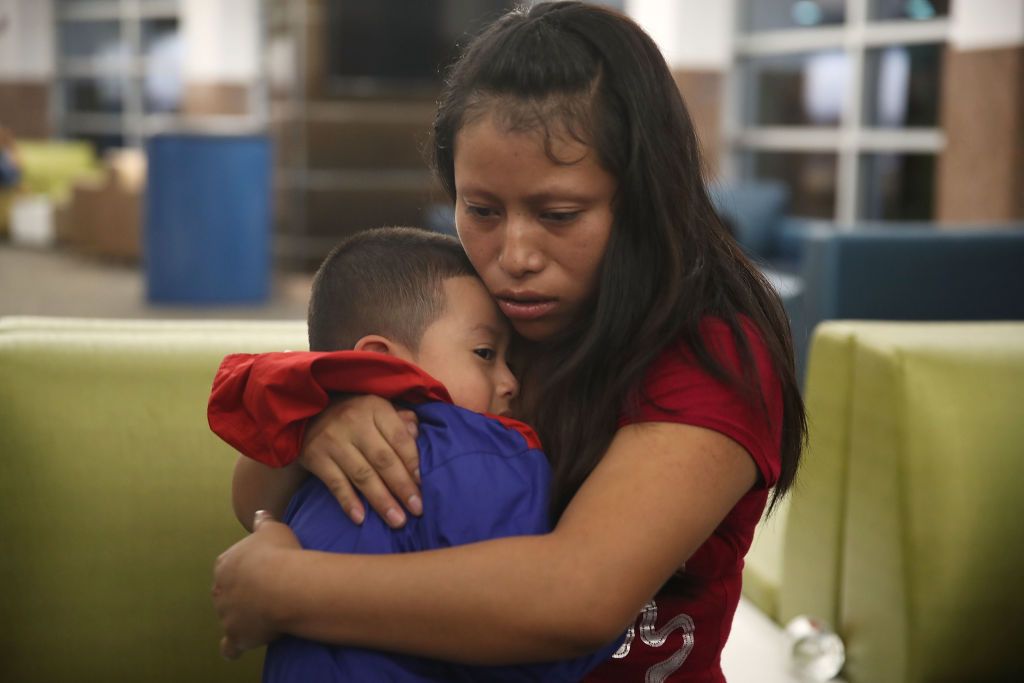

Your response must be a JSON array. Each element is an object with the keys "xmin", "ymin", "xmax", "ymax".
[
  {"xmin": 778, "ymin": 322, "xmax": 1024, "ymax": 683},
  {"xmin": 743, "ymin": 328, "xmax": 855, "ymax": 627},
  {"xmin": 17, "ymin": 140, "xmax": 104, "ymax": 203},
  {"xmin": 740, "ymin": 495, "xmax": 789, "ymax": 620},
  {"xmin": 0, "ymin": 317, "xmax": 307, "ymax": 682}
]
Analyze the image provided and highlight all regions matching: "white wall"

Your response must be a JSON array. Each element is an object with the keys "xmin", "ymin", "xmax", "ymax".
[
  {"xmin": 951, "ymin": 0, "xmax": 1024, "ymax": 51},
  {"xmin": 181, "ymin": 0, "xmax": 260, "ymax": 83},
  {"xmin": 625, "ymin": 0, "xmax": 735, "ymax": 70},
  {"xmin": 0, "ymin": 0, "xmax": 54, "ymax": 80}
]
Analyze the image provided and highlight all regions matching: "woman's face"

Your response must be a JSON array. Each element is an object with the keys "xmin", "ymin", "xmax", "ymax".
[{"xmin": 453, "ymin": 112, "xmax": 617, "ymax": 342}]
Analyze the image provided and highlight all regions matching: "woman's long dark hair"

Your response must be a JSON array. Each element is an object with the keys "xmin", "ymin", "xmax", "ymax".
[{"xmin": 432, "ymin": 2, "xmax": 805, "ymax": 519}]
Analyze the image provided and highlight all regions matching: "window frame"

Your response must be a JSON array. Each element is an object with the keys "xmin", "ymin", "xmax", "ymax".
[{"xmin": 724, "ymin": 0, "xmax": 950, "ymax": 225}]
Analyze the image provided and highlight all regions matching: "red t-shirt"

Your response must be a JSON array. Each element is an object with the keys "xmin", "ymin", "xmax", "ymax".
[{"xmin": 584, "ymin": 317, "xmax": 783, "ymax": 683}]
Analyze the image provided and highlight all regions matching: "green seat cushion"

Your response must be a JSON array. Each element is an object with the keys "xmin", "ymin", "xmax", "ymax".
[
  {"xmin": 789, "ymin": 321, "xmax": 1024, "ymax": 683},
  {"xmin": 0, "ymin": 318, "xmax": 306, "ymax": 682},
  {"xmin": 18, "ymin": 141, "xmax": 103, "ymax": 203}
]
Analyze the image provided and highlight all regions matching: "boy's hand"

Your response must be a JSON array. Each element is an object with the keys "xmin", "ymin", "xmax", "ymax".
[{"xmin": 299, "ymin": 395, "xmax": 422, "ymax": 528}]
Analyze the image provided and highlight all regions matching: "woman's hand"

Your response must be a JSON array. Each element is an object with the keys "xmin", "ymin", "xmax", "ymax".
[
  {"xmin": 213, "ymin": 510, "xmax": 300, "ymax": 659},
  {"xmin": 299, "ymin": 395, "xmax": 422, "ymax": 528}
]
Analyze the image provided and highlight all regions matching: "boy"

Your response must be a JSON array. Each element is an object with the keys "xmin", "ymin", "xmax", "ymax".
[{"xmin": 208, "ymin": 228, "xmax": 621, "ymax": 682}]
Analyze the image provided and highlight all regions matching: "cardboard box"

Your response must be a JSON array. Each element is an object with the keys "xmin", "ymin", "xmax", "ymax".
[{"xmin": 66, "ymin": 148, "xmax": 146, "ymax": 261}]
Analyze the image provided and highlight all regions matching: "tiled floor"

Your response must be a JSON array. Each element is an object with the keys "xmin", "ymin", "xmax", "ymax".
[{"xmin": 0, "ymin": 243, "xmax": 312, "ymax": 321}]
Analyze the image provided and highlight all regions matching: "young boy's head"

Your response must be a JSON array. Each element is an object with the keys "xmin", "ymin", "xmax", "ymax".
[{"xmin": 308, "ymin": 227, "xmax": 518, "ymax": 415}]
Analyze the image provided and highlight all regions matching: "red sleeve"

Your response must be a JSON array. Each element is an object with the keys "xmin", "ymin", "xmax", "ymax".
[
  {"xmin": 207, "ymin": 351, "xmax": 451, "ymax": 468},
  {"xmin": 619, "ymin": 318, "xmax": 783, "ymax": 488}
]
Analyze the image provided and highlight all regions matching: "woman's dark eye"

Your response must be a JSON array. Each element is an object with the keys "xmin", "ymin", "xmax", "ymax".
[
  {"xmin": 466, "ymin": 205, "xmax": 498, "ymax": 219},
  {"xmin": 474, "ymin": 348, "xmax": 496, "ymax": 361},
  {"xmin": 543, "ymin": 211, "xmax": 580, "ymax": 223}
]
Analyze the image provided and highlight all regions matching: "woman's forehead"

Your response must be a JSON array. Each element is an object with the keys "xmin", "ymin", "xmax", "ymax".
[{"xmin": 461, "ymin": 91, "xmax": 595, "ymax": 146}]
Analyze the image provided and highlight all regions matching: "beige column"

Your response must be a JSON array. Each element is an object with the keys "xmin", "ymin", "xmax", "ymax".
[
  {"xmin": 180, "ymin": 0, "xmax": 260, "ymax": 116},
  {"xmin": 0, "ymin": 0, "xmax": 54, "ymax": 137},
  {"xmin": 936, "ymin": 0, "xmax": 1024, "ymax": 222},
  {"xmin": 626, "ymin": 0, "xmax": 736, "ymax": 175}
]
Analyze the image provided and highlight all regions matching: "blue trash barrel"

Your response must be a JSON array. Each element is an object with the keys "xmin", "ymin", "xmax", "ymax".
[{"xmin": 145, "ymin": 133, "xmax": 272, "ymax": 304}]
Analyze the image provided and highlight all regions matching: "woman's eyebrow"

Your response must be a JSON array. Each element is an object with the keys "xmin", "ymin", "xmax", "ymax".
[
  {"xmin": 458, "ymin": 186, "xmax": 597, "ymax": 204},
  {"xmin": 524, "ymin": 191, "xmax": 595, "ymax": 205}
]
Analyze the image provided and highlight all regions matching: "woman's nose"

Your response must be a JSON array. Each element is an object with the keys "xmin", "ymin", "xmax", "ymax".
[{"xmin": 498, "ymin": 216, "xmax": 544, "ymax": 278}]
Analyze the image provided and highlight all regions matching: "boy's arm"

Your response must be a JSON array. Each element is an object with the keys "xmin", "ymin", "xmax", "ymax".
[{"xmin": 232, "ymin": 457, "xmax": 307, "ymax": 532}]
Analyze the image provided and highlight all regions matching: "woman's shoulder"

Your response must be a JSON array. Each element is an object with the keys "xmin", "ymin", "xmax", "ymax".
[
  {"xmin": 648, "ymin": 315, "xmax": 776, "ymax": 381},
  {"xmin": 623, "ymin": 314, "xmax": 784, "ymax": 487}
]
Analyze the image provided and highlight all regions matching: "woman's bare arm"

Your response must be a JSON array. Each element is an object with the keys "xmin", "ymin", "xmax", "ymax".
[
  {"xmin": 231, "ymin": 457, "xmax": 307, "ymax": 531},
  {"xmin": 214, "ymin": 421, "xmax": 757, "ymax": 661}
]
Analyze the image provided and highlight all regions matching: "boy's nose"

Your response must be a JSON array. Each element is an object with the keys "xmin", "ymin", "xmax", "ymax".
[{"xmin": 494, "ymin": 365, "xmax": 519, "ymax": 412}]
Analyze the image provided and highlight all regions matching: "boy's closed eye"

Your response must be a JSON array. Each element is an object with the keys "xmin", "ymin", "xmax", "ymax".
[{"xmin": 474, "ymin": 347, "xmax": 497, "ymax": 361}]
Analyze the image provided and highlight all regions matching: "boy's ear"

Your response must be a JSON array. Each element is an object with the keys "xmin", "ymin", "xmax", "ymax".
[{"xmin": 353, "ymin": 334, "xmax": 409, "ymax": 359}]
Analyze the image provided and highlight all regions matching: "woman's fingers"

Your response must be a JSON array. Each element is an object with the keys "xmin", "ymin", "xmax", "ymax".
[
  {"xmin": 343, "ymin": 436, "xmax": 413, "ymax": 529},
  {"xmin": 366, "ymin": 408, "xmax": 422, "ymax": 511},
  {"xmin": 395, "ymin": 409, "xmax": 421, "ymax": 483},
  {"xmin": 300, "ymin": 395, "xmax": 423, "ymax": 527},
  {"xmin": 220, "ymin": 635, "xmax": 242, "ymax": 660},
  {"xmin": 211, "ymin": 514, "xmax": 297, "ymax": 658},
  {"xmin": 303, "ymin": 448, "xmax": 366, "ymax": 525}
]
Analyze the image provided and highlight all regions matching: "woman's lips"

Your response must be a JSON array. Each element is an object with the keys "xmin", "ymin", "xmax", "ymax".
[{"xmin": 496, "ymin": 296, "xmax": 557, "ymax": 321}]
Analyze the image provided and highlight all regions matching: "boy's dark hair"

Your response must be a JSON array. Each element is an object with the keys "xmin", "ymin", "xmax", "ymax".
[{"xmin": 307, "ymin": 227, "xmax": 476, "ymax": 352}]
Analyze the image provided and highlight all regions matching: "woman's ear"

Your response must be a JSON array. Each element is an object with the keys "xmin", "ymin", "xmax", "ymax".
[{"xmin": 353, "ymin": 334, "xmax": 414, "ymax": 361}]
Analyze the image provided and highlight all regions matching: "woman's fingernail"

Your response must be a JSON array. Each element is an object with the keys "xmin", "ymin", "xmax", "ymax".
[
  {"xmin": 406, "ymin": 422, "xmax": 418, "ymax": 437},
  {"xmin": 350, "ymin": 506, "xmax": 365, "ymax": 525},
  {"xmin": 254, "ymin": 509, "xmax": 271, "ymax": 526},
  {"xmin": 407, "ymin": 495, "xmax": 422, "ymax": 516},
  {"xmin": 414, "ymin": 468, "xmax": 422, "ymax": 484},
  {"xmin": 386, "ymin": 507, "xmax": 406, "ymax": 528}
]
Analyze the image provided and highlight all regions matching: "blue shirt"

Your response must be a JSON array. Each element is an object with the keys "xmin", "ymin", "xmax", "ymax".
[{"xmin": 263, "ymin": 401, "xmax": 622, "ymax": 682}]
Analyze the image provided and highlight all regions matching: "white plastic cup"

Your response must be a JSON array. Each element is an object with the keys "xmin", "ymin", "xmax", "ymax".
[{"xmin": 785, "ymin": 615, "xmax": 846, "ymax": 681}]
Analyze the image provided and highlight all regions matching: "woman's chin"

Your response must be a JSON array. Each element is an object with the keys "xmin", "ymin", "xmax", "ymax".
[{"xmin": 510, "ymin": 317, "xmax": 561, "ymax": 343}]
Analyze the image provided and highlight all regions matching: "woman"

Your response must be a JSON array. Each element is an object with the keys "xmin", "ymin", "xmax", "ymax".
[{"xmin": 213, "ymin": 4, "xmax": 805, "ymax": 680}]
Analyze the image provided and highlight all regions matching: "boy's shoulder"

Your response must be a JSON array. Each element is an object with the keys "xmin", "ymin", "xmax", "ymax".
[
  {"xmin": 411, "ymin": 402, "xmax": 547, "ymax": 478},
  {"xmin": 412, "ymin": 402, "xmax": 541, "ymax": 456}
]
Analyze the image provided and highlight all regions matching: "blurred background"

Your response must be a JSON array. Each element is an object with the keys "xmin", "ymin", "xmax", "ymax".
[
  {"xmin": 1, "ymin": 4, "xmax": 1022, "ymax": 682},
  {"xmin": 0, "ymin": 0, "xmax": 1021, "ymax": 323}
]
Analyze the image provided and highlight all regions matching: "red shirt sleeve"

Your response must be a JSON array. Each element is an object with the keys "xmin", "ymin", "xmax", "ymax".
[
  {"xmin": 207, "ymin": 350, "xmax": 542, "ymax": 467},
  {"xmin": 619, "ymin": 317, "xmax": 783, "ymax": 489},
  {"xmin": 207, "ymin": 351, "xmax": 451, "ymax": 468}
]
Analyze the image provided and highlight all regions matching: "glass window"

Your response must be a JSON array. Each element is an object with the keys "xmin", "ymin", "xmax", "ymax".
[
  {"xmin": 142, "ymin": 18, "xmax": 179, "ymax": 52},
  {"xmin": 142, "ymin": 19, "xmax": 182, "ymax": 113},
  {"xmin": 863, "ymin": 44, "xmax": 942, "ymax": 127},
  {"xmin": 325, "ymin": 0, "xmax": 514, "ymax": 87},
  {"xmin": 58, "ymin": 20, "xmax": 125, "ymax": 63},
  {"xmin": 57, "ymin": 0, "xmax": 120, "ymax": 10},
  {"xmin": 859, "ymin": 153, "xmax": 935, "ymax": 220},
  {"xmin": 743, "ymin": 50, "xmax": 849, "ymax": 126},
  {"xmin": 870, "ymin": 0, "xmax": 949, "ymax": 21},
  {"xmin": 749, "ymin": 152, "xmax": 838, "ymax": 218},
  {"xmin": 63, "ymin": 77, "xmax": 125, "ymax": 114},
  {"xmin": 74, "ymin": 133, "xmax": 125, "ymax": 155},
  {"xmin": 744, "ymin": 0, "xmax": 846, "ymax": 32}
]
